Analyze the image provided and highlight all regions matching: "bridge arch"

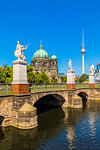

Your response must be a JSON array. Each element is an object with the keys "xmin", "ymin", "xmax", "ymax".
[
  {"xmin": 76, "ymin": 89, "xmax": 89, "ymax": 97},
  {"xmin": 77, "ymin": 91, "xmax": 88, "ymax": 108},
  {"xmin": 33, "ymin": 94, "xmax": 66, "ymax": 114},
  {"xmin": 78, "ymin": 91, "xmax": 88, "ymax": 97},
  {"xmin": 31, "ymin": 90, "xmax": 68, "ymax": 105}
]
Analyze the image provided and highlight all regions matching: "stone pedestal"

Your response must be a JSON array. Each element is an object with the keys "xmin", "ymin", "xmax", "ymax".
[
  {"xmin": 67, "ymin": 84, "xmax": 76, "ymax": 90},
  {"xmin": 12, "ymin": 60, "xmax": 29, "ymax": 94},
  {"xmin": 89, "ymin": 84, "xmax": 95, "ymax": 88},
  {"xmin": 89, "ymin": 74, "xmax": 95, "ymax": 88},
  {"xmin": 67, "ymin": 70, "xmax": 76, "ymax": 90},
  {"xmin": 17, "ymin": 102, "xmax": 38, "ymax": 129}
]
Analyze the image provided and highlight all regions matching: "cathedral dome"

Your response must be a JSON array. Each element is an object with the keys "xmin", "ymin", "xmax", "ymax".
[
  {"xmin": 51, "ymin": 54, "xmax": 57, "ymax": 59},
  {"xmin": 32, "ymin": 43, "xmax": 49, "ymax": 59}
]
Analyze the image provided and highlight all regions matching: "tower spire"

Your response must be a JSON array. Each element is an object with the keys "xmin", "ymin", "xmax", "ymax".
[
  {"xmin": 40, "ymin": 40, "xmax": 43, "ymax": 49},
  {"xmin": 82, "ymin": 29, "xmax": 84, "ymax": 49},
  {"xmin": 82, "ymin": 29, "xmax": 84, "ymax": 45},
  {"xmin": 81, "ymin": 29, "xmax": 86, "ymax": 74}
]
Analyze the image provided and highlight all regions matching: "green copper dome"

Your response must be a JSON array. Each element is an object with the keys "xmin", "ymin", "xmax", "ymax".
[
  {"xmin": 35, "ymin": 62, "xmax": 38, "ymax": 65},
  {"xmin": 32, "ymin": 43, "xmax": 49, "ymax": 59},
  {"xmin": 51, "ymin": 55, "xmax": 57, "ymax": 59}
]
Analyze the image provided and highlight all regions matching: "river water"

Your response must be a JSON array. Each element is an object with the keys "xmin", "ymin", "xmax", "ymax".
[{"xmin": 0, "ymin": 100, "xmax": 100, "ymax": 150}]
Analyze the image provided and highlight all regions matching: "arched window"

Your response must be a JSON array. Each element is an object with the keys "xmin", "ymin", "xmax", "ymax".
[
  {"xmin": 44, "ymin": 62, "xmax": 47, "ymax": 67},
  {"xmin": 53, "ymin": 62, "xmax": 55, "ymax": 66},
  {"xmin": 38, "ymin": 62, "xmax": 41, "ymax": 66}
]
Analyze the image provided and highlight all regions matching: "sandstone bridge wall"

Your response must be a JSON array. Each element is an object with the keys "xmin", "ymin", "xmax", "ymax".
[{"xmin": 0, "ymin": 88, "xmax": 100, "ymax": 128}]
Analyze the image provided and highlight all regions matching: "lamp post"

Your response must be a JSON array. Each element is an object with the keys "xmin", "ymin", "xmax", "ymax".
[
  {"xmin": 60, "ymin": 74, "xmax": 63, "ymax": 83},
  {"xmin": 44, "ymin": 81, "xmax": 46, "ymax": 89},
  {"xmin": 31, "ymin": 77, "xmax": 35, "ymax": 85}
]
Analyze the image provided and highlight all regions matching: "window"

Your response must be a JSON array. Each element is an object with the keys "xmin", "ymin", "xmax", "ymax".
[
  {"xmin": 38, "ymin": 62, "xmax": 41, "ymax": 66},
  {"xmin": 44, "ymin": 62, "xmax": 47, "ymax": 67}
]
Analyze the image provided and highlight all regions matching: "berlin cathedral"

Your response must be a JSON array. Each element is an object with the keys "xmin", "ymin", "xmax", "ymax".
[{"xmin": 31, "ymin": 42, "xmax": 58, "ymax": 80}]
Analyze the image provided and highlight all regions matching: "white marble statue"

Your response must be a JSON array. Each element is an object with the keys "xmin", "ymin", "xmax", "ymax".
[
  {"xmin": 68, "ymin": 59, "xmax": 72, "ymax": 71},
  {"xmin": 90, "ymin": 64, "xmax": 94, "ymax": 75},
  {"xmin": 14, "ymin": 41, "xmax": 31, "ymax": 61}
]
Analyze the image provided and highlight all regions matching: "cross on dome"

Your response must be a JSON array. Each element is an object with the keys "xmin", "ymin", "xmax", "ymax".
[{"xmin": 40, "ymin": 40, "xmax": 43, "ymax": 49}]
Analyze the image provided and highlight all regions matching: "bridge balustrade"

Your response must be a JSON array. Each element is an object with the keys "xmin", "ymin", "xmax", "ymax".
[
  {"xmin": 31, "ymin": 84, "xmax": 67, "ymax": 92},
  {"xmin": 0, "ymin": 84, "xmax": 12, "ymax": 95},
  {"xmin": 0, "ymin": 83, "xmax": 100, "ymax": 96},
  {"xmin": 95, "ymin": 83, "xmax": 100, "ymax": 88},
  {"xmin": 76, "ymin": 83, "xmax": 89, "ymax": 89}
]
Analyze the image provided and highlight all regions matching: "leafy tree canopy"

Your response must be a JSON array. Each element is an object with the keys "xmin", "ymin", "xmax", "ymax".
[
  {"xmin": 27, "ymin": 66, "xmax": 50, "ymax": 84},
  {"xmin": 75, "ymin": 74, "xmax": 89, "ymax": 83},
  {"xmin": 0, "ymin": 66, "xmax": 13, "ymax": 83},
  {"xmin": 51, "ymin": 78, "xmax": 58, "ymax": 83},
  {"xmin": 62, "ymin": 76, "xmax": 67, "ymax": 83}
]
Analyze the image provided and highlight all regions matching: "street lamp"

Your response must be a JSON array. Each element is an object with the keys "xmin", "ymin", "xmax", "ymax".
[{"xmin": 31, "ymin": 77, "xmax": 35, "ymax": 86}]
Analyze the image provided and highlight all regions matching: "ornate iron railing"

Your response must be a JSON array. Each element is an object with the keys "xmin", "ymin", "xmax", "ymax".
[
  {"xmin": 76, "ymin": 83, "xmax": 89, "ymax": 89},
  {"xmin": 30, "ymin": 83, "xmax": 67, "ymax": 92},
  {"xmin": 0, "ymin": 84, "xmax": 12, "ymax": 95},
  {"xmin": 0, "ymin": 83, "xmax": 100, "ymax": 95}
]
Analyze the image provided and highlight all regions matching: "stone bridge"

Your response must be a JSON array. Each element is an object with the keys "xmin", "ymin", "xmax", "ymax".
[
  {"xmin": 30, "ymin": 88, "xmax": 100, "ymax": 108},
  {"xmin": 0, "ymin": 88, "xmax": 100, "ymax": 129}
]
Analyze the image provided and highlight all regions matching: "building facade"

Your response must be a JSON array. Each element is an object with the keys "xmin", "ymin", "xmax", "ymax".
[
  {"xmin": 31, "ymin": 43, "xmax": 58, "ymax": 80},
  {"xmin": 95, "ymin": 63, "xmax": 100, "ymax": 82}
]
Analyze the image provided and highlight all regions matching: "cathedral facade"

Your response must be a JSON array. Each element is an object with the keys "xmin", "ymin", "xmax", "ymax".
[{"xmin": 31, "ymin": 43, "xmax": 58, "ymax": 80}]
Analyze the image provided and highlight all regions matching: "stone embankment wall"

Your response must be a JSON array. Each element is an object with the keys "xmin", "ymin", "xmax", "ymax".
[{"xmin": 0, "ymin": 94, "xmax": 37, "ymax": 129}]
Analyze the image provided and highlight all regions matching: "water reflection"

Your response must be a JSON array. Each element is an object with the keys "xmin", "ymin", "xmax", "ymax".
[
  {"xmin": 66, "ymin": 126, "xmax": 75, "ymax": 149},
  {"xmin": 88, "ymin": 112, "xmax": 96, "ymax": 137},
  {"xmin": 0, "ymin": 100, "xmax": 100, "ymax": 150},
  {"xmin": 63, "ymin": 108, "xmax": 86, "ymax": 150}
]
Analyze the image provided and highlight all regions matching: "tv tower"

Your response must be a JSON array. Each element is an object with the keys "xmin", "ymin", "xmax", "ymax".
[{"xmin": 81, "ymin": 29, "xmax": 86, "ymax": 74}]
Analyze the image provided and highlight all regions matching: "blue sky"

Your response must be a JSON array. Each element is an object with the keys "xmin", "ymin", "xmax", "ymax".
[{"xmin": 0, "ymin": 0, "xmax": 100, "ymax": 75}]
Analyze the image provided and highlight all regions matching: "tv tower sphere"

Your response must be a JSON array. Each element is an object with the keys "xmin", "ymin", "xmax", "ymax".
[{"xmin": 81, "ymin": 46, "xmax": 86, "ymax": 54}]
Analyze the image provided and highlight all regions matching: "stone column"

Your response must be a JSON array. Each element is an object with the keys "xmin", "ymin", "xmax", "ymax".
[
  {"xmin": 12, "ymin": 60, "xmax": 29, "ymax": 94},
  {"xmin": 89, "ymin": 74, "xmax": 95, "ymax": 88},
  {"xmin": 67, "ymin": 70, "xmax": 76, "ymax": 90}
]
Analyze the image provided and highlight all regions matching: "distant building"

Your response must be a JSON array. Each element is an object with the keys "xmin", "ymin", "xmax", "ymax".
[
  {"xmin": 95, "ymin": 63, "xmax": 100, "ymax": 82},
  {"xmin": 95, "ymin": 63, "xmax": 100, "ymax": 73},
  {"xmin": 31, "ymin": 42, "xmax": 58, "ymax": 80}
]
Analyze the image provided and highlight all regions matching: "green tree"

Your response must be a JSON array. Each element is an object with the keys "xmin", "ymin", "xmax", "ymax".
[
  {"xmin": 34, "ymin": 72, "xmax": 41, "ymax": 84},
  {"xmin": 76, "ymin": 74, "xmax": 89, "ymax": 83},
  {"xmin": 5, "ymin": 66, "xmax": 13, "ymax": 83},
  {"xmin": 62, "ymin": 76, "xmax": 67, "ymax": 83},
  {"xmin": 40, "ymin": 71, "xmax": 50, "ymax": 84},
  {"xmin": 51, "ymin": 78, "xmax": 58, "ymax": 83},
  {"xmin": 27, "ymin": 65, "xmax": 35, "ymax": 84},
  {"xmin": 0, "ymin": 66, "xmax": 13, "ymax": 83},
  {"xmin": 27, "ymin": 66, "xmax": 50, "ymax": 84}
]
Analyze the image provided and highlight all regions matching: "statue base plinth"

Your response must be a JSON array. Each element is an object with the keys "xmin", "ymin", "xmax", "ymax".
[
  {"xmin": 89, "ymin": 74, "xmax": 95, "ymax": 84},
  {"xmin": 67, "ymin": 70, "xmax": 75, "ymax": 84},
  {"xmin": 89, "ymin": 84, "xmax": 95, "ymax": 88},
  {"xmin": 12, "ymin": 60, "xmax": 29, "ymax": 94},
  {"xmin": 67, "ymin": 84, "xmax": 76, "ymax": 90},
  {"xmin": 12, "ymin": 84, "xmax": 29, "ymax": 94}
]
